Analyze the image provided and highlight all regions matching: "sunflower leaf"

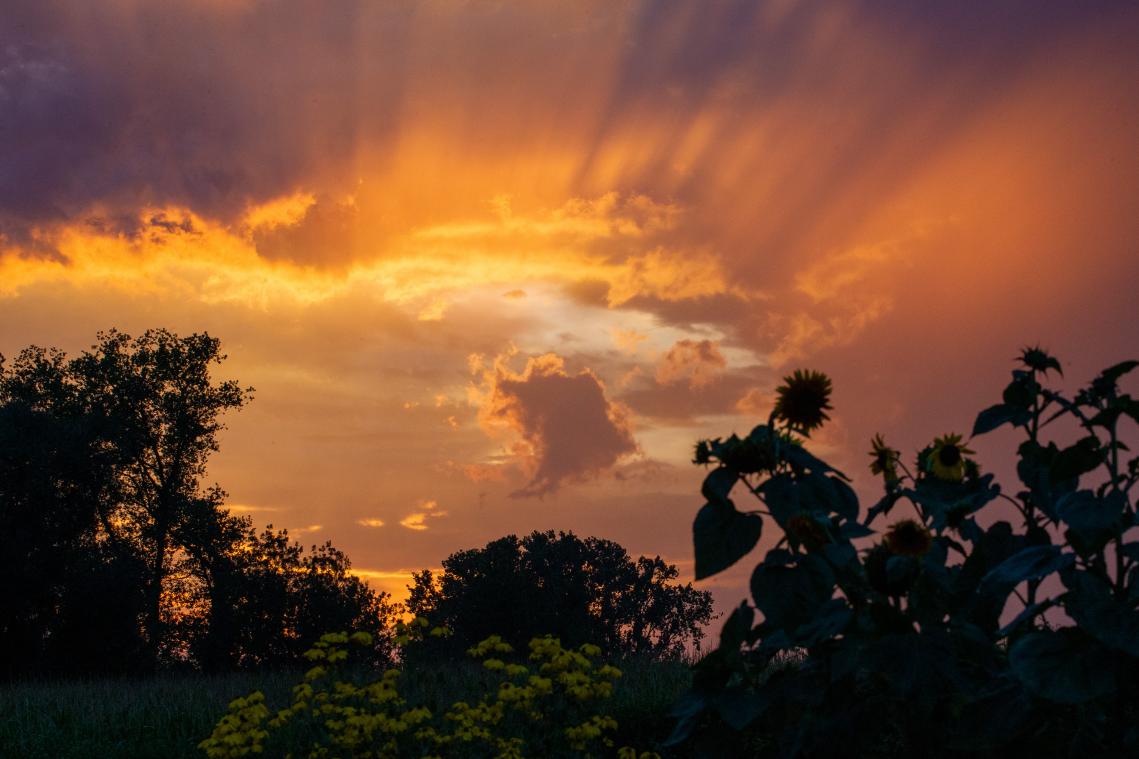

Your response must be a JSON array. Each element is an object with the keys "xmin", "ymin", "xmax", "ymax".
[
  {"xmin": 1009, "ymin": 629, "xmax": 1115, "ymax": 704},
  {"xmin": 973, "ymin": 403, "xmax": 1021, "ymax": 436},
  {"xmin": 980, "ymin": 545, "xmax": 1073, "ymax": 596},
  {"xmin": 701, "ymin": 466, "xmax": 738, "ymax": 503},
  {"xmin": 694, "ymin": 500, "xmax": 762, "ymax": 580},
  {"xmin": 1063, "ymin": 570, "xmax": 1139, "ymax": 658}
]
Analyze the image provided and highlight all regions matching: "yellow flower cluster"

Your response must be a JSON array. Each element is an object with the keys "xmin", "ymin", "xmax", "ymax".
[
  {"xmin": 617, "ymin": 749, "xmax": 662, "ymax": 759},
  {"xmin": 564, "ymin": 715, "xmax": 618, "ymax": 751},
  {"xmin": 198, "ymin": 692, "xmax": 270, "ymax": 758},
  {"xmin": 200, "ymin": 628, "xmax": 656, "ymax": 759}
]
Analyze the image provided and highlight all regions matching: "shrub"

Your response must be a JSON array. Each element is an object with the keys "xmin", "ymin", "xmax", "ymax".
[
  {"xmin": 406, "ymin": 530, "xmax": 712, "ymax": 661},
  {"xmin": 200, "ymin": 620, "xmax": 662, "ymax": 758},
  {"xmin": 671, "ymin": 349, "xmax": 1138, "ymax": 756}
]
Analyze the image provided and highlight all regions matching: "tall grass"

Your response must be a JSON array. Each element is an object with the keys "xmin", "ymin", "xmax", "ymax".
[
  {"xmin": 1, "ymin": 658, "xmax": 692, "ymax": 757},
  {"xmin": 0, "ymin": 671, "xmax": 297, "ymax": 759}
]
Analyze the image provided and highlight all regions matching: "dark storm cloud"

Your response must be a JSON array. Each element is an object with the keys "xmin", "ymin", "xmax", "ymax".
[
  {"xmin": 0, "ymin": 0, "xmax": 411, "ymax": 239},
  {"xmin": 3, "ymin": 0, "xmax": 1127, "ymax": 250}
]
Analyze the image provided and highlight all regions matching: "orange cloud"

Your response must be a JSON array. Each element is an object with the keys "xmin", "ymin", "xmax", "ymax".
[
  {"xmin": 655, "ymin": 339, "xmax": 727, "ymax": 389},
  {"xmin": 735, "ymin": 388, "xmax": 772, "ymax": 417},
  {"xmin": 473, "ymin": 351, "xmax": 638, "ymax": 497},
  {"xmin": 399, "ymin": 499, "xmax": 448, "ymax": 531}
]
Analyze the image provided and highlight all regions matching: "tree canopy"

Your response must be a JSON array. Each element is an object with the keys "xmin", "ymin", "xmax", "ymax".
[
  {"xmin": 406, "ymin": 530, "xmax": 714, "ymax": 660},
  {"xmin": 0, "ymin": 329, "xmax": 395, "ymax": 676}
]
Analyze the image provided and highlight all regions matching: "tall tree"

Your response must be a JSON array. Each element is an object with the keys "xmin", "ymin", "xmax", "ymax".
[
  {"xmin": 406, "ymin": 530, "xmax": 714, "ymax": 660},
  {"xmin": 2, "ymin": 329, "xmax": 398, "ymax": 675},
  {"xmin": 1, "ymin": 329, "xmax": 252, "ymax": 665}
]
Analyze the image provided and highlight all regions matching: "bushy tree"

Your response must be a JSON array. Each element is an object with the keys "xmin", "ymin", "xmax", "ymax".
[
  {"xmin": 0, "ymin": 386, "xmax": 149, "ymax": 675},
  {"xmin": 0, "ymin": 329, "xmax": 396, "ymax": 675},
  {"xmin": 188, "ymin": 523, "xmax": 397, "ymax": 671},
  {"xmin": 671, "ymin": 350, "xmax": 1139, "ymax": 757},
  {"xmin": 1, "ymin": 329, "xmax": 252, "ymax": 663},
  {"xmin": 406, "ymin": 530, "xmax": 713, "ymax": 661}
]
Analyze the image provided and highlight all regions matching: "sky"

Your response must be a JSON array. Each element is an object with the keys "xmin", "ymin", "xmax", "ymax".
[{"xmin": 2, "ymin": 0, "xmax": 1138, "ymax": 625}]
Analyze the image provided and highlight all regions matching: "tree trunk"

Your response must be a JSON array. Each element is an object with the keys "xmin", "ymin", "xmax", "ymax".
[{"xmin": 145, "ymin": 519, "xmax": 167, "ymax": 668}]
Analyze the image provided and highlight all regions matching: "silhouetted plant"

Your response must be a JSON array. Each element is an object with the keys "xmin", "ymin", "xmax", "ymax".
[
  {"xmin": 406, "ymin": 531, "xmax": 713, "ymax": 662},
  {"xmin": 0, "ymin": 329, "xmax": 395, "ymax": 675},
  {"xmin": 671, "ymin": 349, "xmax": 1138, "ymax": 756},
  {"xmin": 200, "ymin": 623, "xmax": 663, "ymax": 759}
]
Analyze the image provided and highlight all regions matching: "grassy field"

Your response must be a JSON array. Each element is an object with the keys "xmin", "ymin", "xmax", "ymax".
[{"xmin": 1, "ymin": 659, "xmax": 692, "ymax": 758}]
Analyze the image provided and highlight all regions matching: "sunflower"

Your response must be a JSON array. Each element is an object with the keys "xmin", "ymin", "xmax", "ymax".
[
  {"xmin": 1019, "ymin": 345, "xmax": 1062, "ymax": 375},
  {"xmin": 924, "ymin": 433, "xmax": 974, "ymax": 482},
  {"xmin": 864, "ymin": 543, "xmax": 913, "ymax": 596},
  {"xmin": 773, "ymin": 369, "xmax": 833, "ymax": 434},
  {"xmin": 883, "ymin": 519, "xmax": 933, "ymax": 557},
  {"xmin": 868, "ymin": 433, "xmax": 900, "ymax": 483},
  {"xmin": 786, "ymin": 513, "xmax": 830, "ymax": 550}
]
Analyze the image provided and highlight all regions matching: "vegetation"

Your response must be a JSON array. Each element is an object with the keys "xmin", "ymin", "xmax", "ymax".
[
  {"xmin": 0, "ymin": 329, "xmax": 394, "ymax": 675},
  {"xmin": 8, "ymin": 327, "xmax": 1138, "ymax": 757},
  {"xmin": 674, "ymin": 349, "xmax": 1139, "ymax": 756},
  {"xmin": 1, "ymin": 656, "xmax": 690, "ymax": 759},
  {"xmin": 199, "ymin": 624, "xmax": 667, "ymax": 758},
  {"xmin": 406, "ymin": 531, "xmax": 714, "ymax": 662}
]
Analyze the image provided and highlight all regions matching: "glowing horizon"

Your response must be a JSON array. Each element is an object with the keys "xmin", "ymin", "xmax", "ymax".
[{"xmin": 3, "ymin": 0, "xmax": 1137, "ymax": 613}]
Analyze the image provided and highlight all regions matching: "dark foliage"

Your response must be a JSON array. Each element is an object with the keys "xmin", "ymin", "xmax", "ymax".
[
  {"xmin": 0, "ymin": 329, "xmax": 395, "ymax": 677},
  {"xmin": 406, "ymin": 530, "xmax": 713, "ymax": 661},
  {"xmin": 673, "ymin": 348, "xmax": 1139, "ymax": 757}
]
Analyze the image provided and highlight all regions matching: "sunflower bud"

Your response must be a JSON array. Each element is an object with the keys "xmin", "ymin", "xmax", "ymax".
[
  {"xmin": 868, "ymin": 433, "xmax": 900, "ymax": 483},
  {"xmin": 786, "ymin": 513, "xmax": 830, "ymax": 551}
]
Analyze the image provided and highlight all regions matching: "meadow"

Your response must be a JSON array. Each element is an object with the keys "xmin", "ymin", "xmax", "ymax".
[{"xmin": 0, "ymin": 658, "xmax": 692, "ymax": 758}]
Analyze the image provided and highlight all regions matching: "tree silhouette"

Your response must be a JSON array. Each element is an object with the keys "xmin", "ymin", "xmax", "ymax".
[
  {"xmin": 0, "ymin": 329, "xmax": 395, "ymax": 675},
  {"xmin": 406, "ymin": 530, "xmax": 713, "ymax": 660},
  {"xmin": 187, "ymin": 524, "xmax": 397, "ymax": 671},
  {"xmin": 1, "ymin": 329, "xmax": 252, "ymax": 663},
  {"xmin": 0, "ymin": 400, "xmax": 147, "ymax": 674}
]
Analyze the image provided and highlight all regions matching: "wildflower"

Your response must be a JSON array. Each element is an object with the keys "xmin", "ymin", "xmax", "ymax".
[
  {"xmin": 868, "ymin": 434, "xmax": 900, "ymax": 483},
  {"xmin": 579, "ymin": 643, "xmax": 602, "ymax": 657},
  {"xmin": 884, "ymin": 519, "xmax": 933, "ymax": 557},
  {"xmin": 924, "ymin": 433, "xmax": 974, "ymax": 482},
  {"xmin": 773, "ymin": 369, "xmax": 833, "ymax": 434}
]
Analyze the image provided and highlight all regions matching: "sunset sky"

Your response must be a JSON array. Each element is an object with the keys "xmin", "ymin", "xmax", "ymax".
[{"xmin": 2, "ymin": 1, "xmax": 1138, "ymax": 620}]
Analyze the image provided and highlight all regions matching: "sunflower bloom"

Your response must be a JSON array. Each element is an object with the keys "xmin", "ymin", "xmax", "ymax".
[
  {"xmin": 884, "ymin": 519, "xmax": 933, "ymax": 557},
  {"xmin": 925, "ymin": 433, "xmax": 974, "ymax": 482},
  {"xmin": 773, "ymin": 369, "xmax": 833, "ymax": 434},
  {"xmin": 868, "ymin": 434, "xmax": 900, "ymax": 483}
]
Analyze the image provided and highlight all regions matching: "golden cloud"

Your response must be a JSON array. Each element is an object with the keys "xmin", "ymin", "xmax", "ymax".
[
  {"xmin": 655, "ymin": 339, "xmax": 728, "ymax": 389},
  {"xmin": 471, "ymin": 350, "xmax": 638, "ymax": 497}
]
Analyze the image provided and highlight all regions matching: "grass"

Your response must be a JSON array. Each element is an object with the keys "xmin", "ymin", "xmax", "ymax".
[
  {"xmin": 0, "ymin": 670, "xmax": 299, "ymax": 759},
  {"xmin": 1, "ymin": 658, "xmax": 693, "ymax": 758}
]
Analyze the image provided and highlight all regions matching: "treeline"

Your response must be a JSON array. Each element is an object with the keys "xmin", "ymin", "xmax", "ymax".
[
  {"xmin": 0, "ymin": 329, "xmax": 712, "ymax": 680},
  {"xmin": 0, "ymin": 330, "xmax": 392, "ymax": 676}
]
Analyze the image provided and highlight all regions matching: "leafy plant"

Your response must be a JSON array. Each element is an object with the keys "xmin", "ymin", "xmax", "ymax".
[
  {"xmin": 672, "ymin": 349, "xmax": 1139, "ymax": 756},
  {"xmin": 199, "ymin": 621, "xmax": 662, "ymax": 759},
  {"xmin": 406, "ymin": 530, "xmax": 712, "ymax": 662}
]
